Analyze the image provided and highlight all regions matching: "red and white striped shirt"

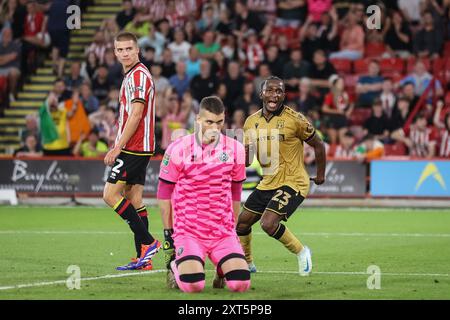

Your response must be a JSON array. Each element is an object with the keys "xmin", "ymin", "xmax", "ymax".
[
  {"xmin": 439, "ymin": 129, "xmax": 450, "ymax": 158},
  {"xmin": 116, "ymin": 62, "xmax": 155, "ymax": 155},
  {"xmin": 408, "ymin": 127, "xmax": 438, "ymax": 158}
]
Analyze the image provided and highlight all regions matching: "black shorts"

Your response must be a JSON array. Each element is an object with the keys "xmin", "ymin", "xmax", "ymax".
[
  {"xmin": 106, "ymin": 152, "xmax": 150, "ymax": 185},
  {"xmin": 243, "ymin": 185, "xmax": 305, "ymax": 221}
]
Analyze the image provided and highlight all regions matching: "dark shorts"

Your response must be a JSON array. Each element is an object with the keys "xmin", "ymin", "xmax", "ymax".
[
  {"xmin": 106, "ymin": 152, "xmax": 150, "ymax": 185},
  {"xmin": 49, "ymin": 30, "xmax": 70, "ymax": 58},
  {"xmin": 243, "ymin": 185, "xmax": 305, "ymax": 221}
]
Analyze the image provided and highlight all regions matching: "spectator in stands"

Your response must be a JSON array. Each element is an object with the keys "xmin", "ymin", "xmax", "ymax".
[
  {"xmin": 47, "ymin": 0, "xmax": 70, "ymax": 78},
  {"xmin": 104, "ymin": 48, "xmax": 122, "ymax": 89},
  {"xmin": 215, "ymin": 82, "xmax": 228, "ymax": 105},
  {"xmin": 0, "ymin": 27, "xmax": 21, "ymax": 102},
  {"xmin": 263, "ymin": 44, "xmax": 283, "ymax": 78},
  {"xmin": 244, "ymin": 29, "xmax": 264, "ymax": 74},
  {"xmin": 190, "ymin": 59, "xmax": 218, "ymax": 102},
  {"xmin": 221, "ymin": 34, "xmax": 245, "ymax": 63},
  {"xmin": 413, "ymin": 10, "xmax": 443, "ymax": 58},
  {"xmin": 321, "ymin": 75, "xmax": 353, "ymax": 144},
  {"xmin": 86, "ymin": 31, "xmax": 112, "ymax": 66},
  {"xmin": 307, "ymin": 0, "xmax": 332, "ymax": 23},
  {"xmin": 316, "ymin": 9, "xmax": 339, "ymax": 54},
  {"xmin": 234, "ymin": 0, "xmax": 264, "ymax": 32},
  {"xmin": 100, "ymin": 18, "xmax": 120, "ymax": 44},
  {"xmin": 195, "ymin": 30, "xmax": 220, "ymax": 60},
  {"xmin": 363, "ymin": 98, "xmax": 391, "ymax": 143},
  {"xmin": 81, "ymin": 52, "xmax": 98, "ymax": 82},
  {"xmin": 398, "ymin": 0, "xmax": 422, "ymax": 25},
  {"xmin": 210, "ymin": 50, "xmax": 227, "ymax": 79},
  {"xmin": 399, "ymin": 61, "xmax": 444, "ymax": 98},
  {"xmin": 300, "ymin": 15, "xmax": 323, "ymax": 63},
  {"xmin": 223, "ymin": 60, "xmax": 245, "ymax": 115},
  {"xmin": 124, "ymin": 8, "xmax": 151, "ymax": 38},
  {"xmin": 41, "ymin": 92, "xmax": 71, "ymax": 156},
  {"xmin": 183, "ymin": 19, "xmax": 202, "ymax": 45},
  {"xmin": 275, "ymin": 0, "xmax": 306, "ymax": 28},
  {"xmin": 72, "ymin": 129, "xmax": 108, "ymax": 158},
  {"xmin": 91, "ymin": 65, "xmax": 111, "ymax": 103},
  {"xmin": 196, "ymin": 3, "xmax": 219, "ymax": 32},
  {"xmin": 52, "ymin": 78, "xmax": 71, "ymax": 103},
  {"xmin": 168, "ymin": 27, "xmax": 191, "ymax": 63},
  {"xmin": 309, "ymin": 49, "xmax": 336, "ymax": 97},
  {"xmin": 80, "ymin": 83, "xmax": 99, "ymax": 115},
  {"xmin": 88, "ymin": 105, "xmax": 117, "ymax": 147},
  {"xmin": 384, "ymin": 10, "xmax": 413, "ymax": 58},
  {"xmin": 150, "ymin": 63, "xmax": 170, "ymax": 93},
  {"xmin": 297, "ymin": 77, "xmax": 320, "ymax": 115},
  {"xmin": 231, "ymin": 108, "xmax": 246, "ymax": 130},
  {"xmin": 169, "ymin": 61, "xmax": 190, "ymax": 99},
  {"xmin": 216, "ymin": 7, "xmax": 233, "ymax": 37},
  {"xmin": 141, "ymin": 46, "xmax": 155, "ymax": 70},
  {"xmin": 20, "ymin": 113, "xmax": 40, "ymax": 146},
  {"xmin": 388, "ymin": 96, "xmax": 411, "ymax": 134},
  {"xmin": 253, "ymin": 63, "xmax": 272, "ymax": 95},
  {"xmin": 234, "ymin": 81, "xmax": 259, "ymax": 116},
  {"xmin": 329, "ymin": 11, "xmax": 364, "ymax": 60},
  {"xmin": 160, "ymin": 47, "xmax": 176, "ymax": 78},
  {"xmin": 115, "ymin": 0, "xmax": 136, "ymax": 30},
  {"xmin": 138, "ymin": 23, "xmax": 166, "ymax": 61},
  {"xmin": 355, "ymin": 134, "xmax": 385, "ymax": 161},
  {"xmin": 0, "ymin": 0, "xmax": 25, "ymax": 40},
  {"xmin": 64, "ymin": 61, "xmax": 85, "ymax": 92},
  {"xmin": 185, "ymin": 45, "xmax": 201, "ymax": 79},
  {"xmin": 379, "ymin": 78, "xmax": 397, "ymax": 119},
  {"xmin": 282, "ymin": 48, "xmax": 310, "ymax": 94},
  {"xmin": 392, "ymin": 112, "xmax": 438, "ymax": 158},
  {"xmin": 356, "ymin": 60, "xmax": 384, "ymax": 108},
  {"xmin": 64, "ymin": 89, "xmax": 91, "ymax": 147},
  {"xmin": 276, "ymin": 34, "xmax": 291, "ymax": 65},
  {"xmin": 14, "ymin": 133, "xmax": 42, "ymax": 157},
  {"xmin": 179, "ymin": 90, "xmax": 197, "ymax": 131},
  {"xmin": 435, "ymin": 111, "xmax": 450, "ymax": 158},
  {"xmin": 160, "ymin": 88, "xmax": 186, "ymax": 150},
  {"xmin": 332, "ymin": 130, "xmax": 356, "ymax": 159},
  {"xmin": 246, "ymin": 0, "xmax": 277, "ymax": 23}
]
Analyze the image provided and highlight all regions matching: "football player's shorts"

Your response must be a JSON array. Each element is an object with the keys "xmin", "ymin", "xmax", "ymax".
[
  {"xmin": 243, "ymin": 185, "xmax": 305, "ymax": 220},
  {"xmin": 106, "ymin": 151, "xmax": 150, "ymax": 186},
  {"xmin": 173, "ymin": 234, "xmax": 245, "ymax": 267}
]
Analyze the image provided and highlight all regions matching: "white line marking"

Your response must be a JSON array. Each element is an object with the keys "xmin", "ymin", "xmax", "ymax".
[
  {"xmin": 1, "ymin": 230, "xmax": 450, "ymax": 238},
  {"xmin": 0, "ymin": 269, "xmax": 448, "ymax": 291}
]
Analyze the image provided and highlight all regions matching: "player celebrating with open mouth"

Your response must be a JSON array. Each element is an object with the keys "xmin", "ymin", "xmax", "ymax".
[{"xmin": 235, "ymin": 76, "xmax": 326, "ymax": 277}]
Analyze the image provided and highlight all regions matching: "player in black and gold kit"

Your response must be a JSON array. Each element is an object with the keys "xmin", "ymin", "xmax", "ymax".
[{"xmin": 237, "ymin": 76, "xmax": 326, "ymax": 276}]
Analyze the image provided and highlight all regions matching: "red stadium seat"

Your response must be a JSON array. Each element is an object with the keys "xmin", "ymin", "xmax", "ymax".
[
  {"xmin": 353, "ymin": 59, "xmax": 370, "ymax": 74},
  {"xmin": 380, "ymin": 58, "xmax": 405, "ymax": 76},
  {"xmin": 384, "ymin": 142, "xmax": 407, "ymax": 156},
  {"xmin": 349, "ymin": 108, "xmax": 372, "ymax": 126},
  {"xmin": 0, "ymin": 76, "xmax": 8, "ymax": 107},
  {"xmin": 445, "ymin": 91, "xmax": 450, "ymax": 105},
  {"xmin": 330, "ymin": 58, "xmax": 352, "ymax": 74},
  {"xmin": 443, "ymin": 41, "xmax": 450, "ymax": 58},
  {"xmin": 364, "ymin": 42, "xmax": 386, "ymax": 58}
]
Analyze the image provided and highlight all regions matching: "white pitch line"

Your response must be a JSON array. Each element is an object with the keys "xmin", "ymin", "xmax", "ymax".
[
  {"xmin": 0, "ymin": 269, "xmax": 165, "ymax": 291},
  {"xmin": 0, "ymin": 269, "xmax": 448, "ymax": 291},
  {"xmin": 1, "ymin": 230, "xmax": 450, "ymax": 238}
]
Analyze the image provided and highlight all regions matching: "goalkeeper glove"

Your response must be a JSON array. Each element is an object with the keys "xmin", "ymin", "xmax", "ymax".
[{"xmin": 163, "ymin": 228, "xmax": 175, "ymax": 269}]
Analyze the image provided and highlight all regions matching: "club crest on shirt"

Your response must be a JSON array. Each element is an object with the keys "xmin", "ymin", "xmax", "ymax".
[
  {"xmin": 162, "ymin": 154, "xmax": 170, "ymax": 166},
  {"xmin": 276, "ymin": 120, "xmax": 285, "ymax": 129},
  {"xmin": 134, "ymin": 86, "xmax": 145, "ymax": 93},
  {"xmin": 219, "ymin": 152, "xmax": 229, "ymax": 162}
]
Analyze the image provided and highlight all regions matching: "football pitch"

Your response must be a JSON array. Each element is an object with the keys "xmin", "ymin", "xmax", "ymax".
[{"xmin": 0, "ymin": 206, "xmax": 449, "ymax": 300}]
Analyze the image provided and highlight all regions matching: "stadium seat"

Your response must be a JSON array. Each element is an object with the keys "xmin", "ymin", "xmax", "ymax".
[
  {"xmin": 380, "ymin": 58, "xmax": 405, "ymax": 76},
  {"xmin": 364, "ymin": 42, "xmax": 386, "ymax": 58},
  {"xmin": 349, "ymin": 108, "xmax": 372, "ymax": 126},
  {"xmin": 443, "ymin": 41, "xmax": 450, "ymax": 58},
  {"xmin": 330, "ymin": 58, "xmax": 352, "ymax": 74},
  {"xmin": 384, "ymin": 142, "xmax": 407, "ymax": 156},
  {"xmin": 445, "ymin": 91, "xmax": 450, "ymax": 106},
  {"xmin": 353, "ymin": 59, "xmax": 370, "ymax": 74}
]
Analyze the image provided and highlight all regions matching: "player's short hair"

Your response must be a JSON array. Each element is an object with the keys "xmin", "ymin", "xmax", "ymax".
[
  {"xmin": 114, "ymin": 31, "xmax": 138, "ymax": 44},
  {"xmin": 199, "ymin": 96, "xmax": 225, "ymax": 115},
  {"xmin": 260, "ymin": 76, "xmax": 284, "ymax": 92}
]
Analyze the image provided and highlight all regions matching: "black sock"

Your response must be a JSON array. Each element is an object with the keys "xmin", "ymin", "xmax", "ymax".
[
  {"xmin": 114, "ymin": 199, "xmax": 154, "ymax": 246},
  {"xmin": 134, "ymin": 206, "xmax": 149, "ymax": 258}
]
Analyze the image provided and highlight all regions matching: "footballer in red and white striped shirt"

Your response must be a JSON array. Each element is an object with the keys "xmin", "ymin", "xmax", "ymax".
[{"xmin": 103, "ymin": 32, "xmax": 160, "ymax": 272}]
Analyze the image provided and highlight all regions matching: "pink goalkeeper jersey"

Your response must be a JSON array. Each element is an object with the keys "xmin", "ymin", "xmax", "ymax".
[{"xmin": 159, "ymin": 133, "xmax": 246, "ymax": 240}]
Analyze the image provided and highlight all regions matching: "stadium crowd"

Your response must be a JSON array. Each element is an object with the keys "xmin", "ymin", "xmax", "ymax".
[{"xmin": 1, "ymin": 0, "xmax": 450, "ymax": 160}]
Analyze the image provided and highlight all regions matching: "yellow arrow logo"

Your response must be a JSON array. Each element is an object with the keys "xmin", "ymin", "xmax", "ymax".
[{"xmin": 415, "ymin": 163, "xmax": 446, "ymax": 191}]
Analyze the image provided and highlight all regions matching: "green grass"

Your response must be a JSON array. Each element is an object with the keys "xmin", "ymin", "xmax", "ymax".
[{"xmin": 0, "ymin": 206, "xmax": 449, "ymax": 300}]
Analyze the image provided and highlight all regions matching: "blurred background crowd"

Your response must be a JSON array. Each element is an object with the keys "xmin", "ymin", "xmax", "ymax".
[{"xmin": 1, "ymin": 0, "xmax": 449, "ymax": 162}]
